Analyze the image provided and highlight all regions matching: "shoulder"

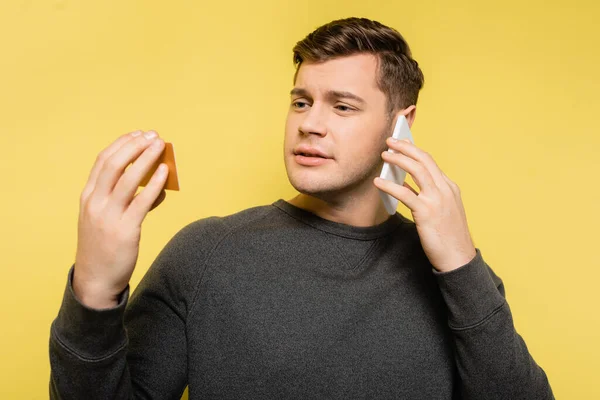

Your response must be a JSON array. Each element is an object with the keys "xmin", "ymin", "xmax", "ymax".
[
  {"xmin": 177, "ymin": 203, "xmax": 276, "ymax": 239},
  {"xmin": 163, "ymin": 203, "xmax": 278, "ymax": 260},
  {"xmin": 136, "ymin": 203, "xmax": 279, "ymax": 301}
]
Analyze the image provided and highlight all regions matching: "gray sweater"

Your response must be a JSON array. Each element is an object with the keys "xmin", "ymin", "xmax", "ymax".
[{"xmin": 49, "ymin": 199, "xmax": 554, "ymax": 399}]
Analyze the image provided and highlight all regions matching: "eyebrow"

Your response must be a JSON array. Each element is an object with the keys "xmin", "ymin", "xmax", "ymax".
[{"xmin": 289, "ymin": 88, "xmax": 366, "ymax": 105}]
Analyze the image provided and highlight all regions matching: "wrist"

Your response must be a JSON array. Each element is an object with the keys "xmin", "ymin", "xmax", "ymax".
[
  {"xmin": 72, "ymin": 270, "xmax": 120, "ymax": 310},
  {"xmin": 433, "ymin": 247, "xmax": 477, "ymax": 273}
]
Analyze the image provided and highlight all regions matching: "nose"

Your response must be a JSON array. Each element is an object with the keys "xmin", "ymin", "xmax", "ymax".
[{"xmin": 298, "ymin": 105, "xmax": 327, "ymax": 137}]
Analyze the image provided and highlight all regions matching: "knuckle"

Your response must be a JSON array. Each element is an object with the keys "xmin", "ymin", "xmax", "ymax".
[
  {"xmin": 126, "ymin": 193, "xmax": 142, "ymax": 210},
  {"xmin": 120, "ymin": 172, "xmax": 137, "ymax": 191},
  {"xmin": 135, "ymin": 138, "xmax": 151, "ymax": 153},
  {"xmin": 441, "ymin": 186, "xmax": 455, "ymax": 199},
  {"xmin": 83, "ymin": 194, "xmax": 106, "ymax": 216},
  {"xmin": 95, "ymin": 151, "xmax": 107, "ymax": 164},
  {"xmin": 83, "ymin": 201, "xmax": 101, "ymax": 219},
  {"xmin": 414, "ymin": 163, "xmax": 425, "ymax": 174},
  {"xmin": 79, "ymin": 190, "xmax": 90, "ymax": 206},
  {"xmin": 105, "ymin": 156, "xmax": 122, "ymax": 171}
]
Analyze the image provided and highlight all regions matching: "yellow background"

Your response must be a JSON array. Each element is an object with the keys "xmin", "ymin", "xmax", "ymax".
[{"xmin": 1, "ymin": 1, "xmax": 598, "ymax": 398}]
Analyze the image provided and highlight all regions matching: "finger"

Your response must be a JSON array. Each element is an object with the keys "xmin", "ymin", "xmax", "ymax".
[
  {"xmin": 149, "ymin": 190, "xmax": 167, "ymax": 212},
  {"xmin": 81, "ymin": 131, "xmax": 141, "ymax": 204},
  {"xmin": 403, "ymin": 180, "xmax": 419, "ymax": 196},
  {"xmin": 92, "ymin": 131, "xmax": 159, "ymax": 200},
  {"xmin": 440, "ymin": 170, "xmax": 460, "ymax": 196},
  {"xmin": 381, "ymin": 150, "xmax": 437, "ymax": 194},
  {"xmin": 374, "ymin": 177, "xmax": 421, "ymax": 212},
  {"xmin": 125, "ymin": 163, "xmax": 169, "ymax": 225},
  {"xmin": 110, "ymin": 138, "xmax": 165, "ymax": 210},
  {"xmin": 386, "ymin": 138, "xmax": 448, "ymax": 190}
]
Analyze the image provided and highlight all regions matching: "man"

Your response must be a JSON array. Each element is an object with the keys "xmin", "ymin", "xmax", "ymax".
[{"xmin": 49, "ymin": 17, "xmax": 554, "ymax": 399}]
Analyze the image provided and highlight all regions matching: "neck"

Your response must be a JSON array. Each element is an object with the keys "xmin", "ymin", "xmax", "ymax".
[{"xmin": 287, "ymin": 189, "xmax": 392, "ymax": 228}]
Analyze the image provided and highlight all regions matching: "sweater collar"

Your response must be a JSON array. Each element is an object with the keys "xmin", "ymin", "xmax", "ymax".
[{"xmin": 272, "ymin": 199, "xmax": 406, "ymax": 240}]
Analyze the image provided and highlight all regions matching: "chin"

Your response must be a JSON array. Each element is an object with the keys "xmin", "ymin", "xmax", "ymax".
[
  {"xmin": 287, "ymin": 173, "xmax": 329, "ymax": 195},
  {"xmin": 285, "ymin": 166, "xmax": 337, "ymax": 195},
  {"xmin": 284, "ymin": 154, "xmax": 379, "ymax": 198},
  {"xmin": 286, "ymin": 168, "xmax": 360, "ymax": 201}
]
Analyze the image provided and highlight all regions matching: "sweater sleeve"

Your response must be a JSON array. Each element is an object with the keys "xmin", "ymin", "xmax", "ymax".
[
  {"xmin": 433, "ymin": 248, "xmax": 555, "ymax": 400},
  {"xmin": 49, "ymin": 217, "xmax": 224, "ymax": 400}
]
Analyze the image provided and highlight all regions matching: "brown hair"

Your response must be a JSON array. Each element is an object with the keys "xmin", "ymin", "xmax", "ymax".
[{"xmin": 292, "ymin": 17, "xmax": 424, "ymax": 115}]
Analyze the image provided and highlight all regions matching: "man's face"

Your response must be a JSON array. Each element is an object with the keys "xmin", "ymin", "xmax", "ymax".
[{"xmin": 284, "ymin": 53, "xmax": 395, "ymax": 201}]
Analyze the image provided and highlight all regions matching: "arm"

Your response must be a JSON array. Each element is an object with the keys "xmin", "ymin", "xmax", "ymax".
[
  {"xmin": 374, "ymin": 137, "xmax": 554, "ymax": 398},
  {"xmin": 49, "ymin": 261, "xmax": 188, "ymax": 399},
  {"xmin": 49, "ymin": 130, "xmax": 211, "ymax": 399},
  {"xmin": 433, "ymin": 248, "xmax": 554, "ymax": 400},
  {"xmin": 49, "ymin": 218, "xmax": 221, "ymax": 399}
]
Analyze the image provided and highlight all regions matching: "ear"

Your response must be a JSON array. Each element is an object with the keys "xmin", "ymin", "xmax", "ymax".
[{"xmin": 397, "ymin": 105, "xmax": 417, "ymax": 128}]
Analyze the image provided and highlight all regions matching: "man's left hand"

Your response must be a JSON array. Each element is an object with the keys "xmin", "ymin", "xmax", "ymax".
[{"xmin": 374, "ymin": 137, "xmax": 476, "ymax": 273}]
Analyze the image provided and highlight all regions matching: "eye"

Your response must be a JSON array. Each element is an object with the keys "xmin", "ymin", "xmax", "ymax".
[
  {"xmin": 292, "ymin": 100, "xmax": 310, "ymax": 109},
  {"xmin": 335, "ymin": 104, "xmax": 355, "ymax": 112}
]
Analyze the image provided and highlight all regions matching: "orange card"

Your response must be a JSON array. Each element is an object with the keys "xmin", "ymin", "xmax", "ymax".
[{"xmin": 139, "ymin": 142, "xmax": 180, "ymax": 191}]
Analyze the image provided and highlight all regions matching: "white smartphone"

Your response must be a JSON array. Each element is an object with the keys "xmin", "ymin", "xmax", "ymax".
[{"xmin": 378, "ymin": 115, "xmax": 414, "ymax": 215}]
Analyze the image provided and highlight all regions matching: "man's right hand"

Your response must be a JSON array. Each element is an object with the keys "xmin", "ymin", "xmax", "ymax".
[{"xmin": 72, "ymin": 130, "xmax": 169, "ymax": 309}]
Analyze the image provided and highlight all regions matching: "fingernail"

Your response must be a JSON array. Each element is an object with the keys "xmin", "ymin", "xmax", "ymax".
[
  {"xmin": 390, "ymin": 137, "xmax": 398, "ymax": 142},
  {"xmin": 131, "ymin": 130, "xmax": 142, "ymax": 137},
  {"xmin": 144, "ymin": 131, "xmax": 157, "ymax": 140},
  {"xmin": 151, "ymin": 139, "xmax": 162, "ymax": 150}
]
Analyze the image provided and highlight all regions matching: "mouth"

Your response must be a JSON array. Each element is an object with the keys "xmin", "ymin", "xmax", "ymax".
[
  {"xmin": 295, "ymin": 152, "xmax": 327, "ymax": 158},
  {"xmin": 293, "ymin": 152, "xmax": 332, "ymax": 166},
  {"xmin": 292, "ymin": 147, "xmax": 332, "ymax": 159}
]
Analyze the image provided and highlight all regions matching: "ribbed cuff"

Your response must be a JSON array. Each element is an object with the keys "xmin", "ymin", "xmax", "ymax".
[
  {"xmin": 433, "ymin": 248, "xmax": 506, "ymax": 330},
  {"xmin": 52, "ymin": 264, "xmax": 129, "ymax": 360}
]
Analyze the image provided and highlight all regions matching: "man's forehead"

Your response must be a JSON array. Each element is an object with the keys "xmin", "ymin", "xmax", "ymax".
[{"xmin": 294, "ymin": 54, "xmax": 380, "ymax": 95}]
